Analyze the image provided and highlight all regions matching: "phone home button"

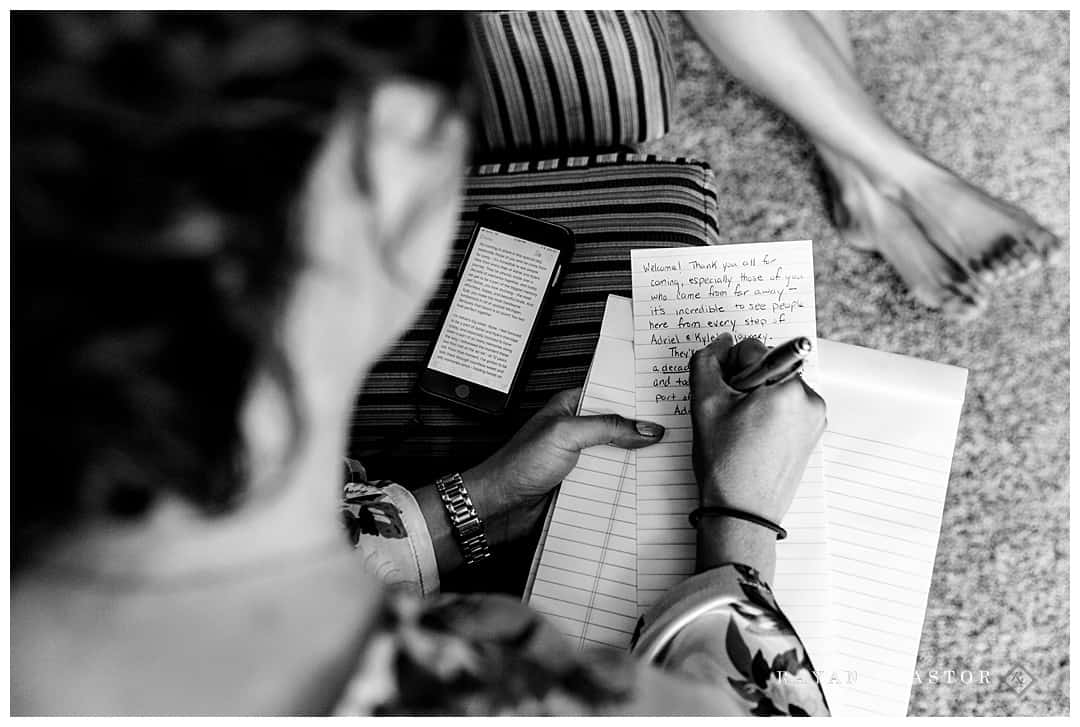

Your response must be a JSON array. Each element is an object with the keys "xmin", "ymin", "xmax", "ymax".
[{"xmin": 454, "ymin": 384, "xmax": 471, "ymax": 399}]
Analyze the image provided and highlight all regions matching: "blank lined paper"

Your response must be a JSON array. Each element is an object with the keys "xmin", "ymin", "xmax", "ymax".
[
  {"xmin": 525, "ymin": 295, "xmax": 640, "ymax": 650},
  {"xmin": 524, "ymin": 283, "xmax": 967, "ymax": 714},
  {"xmin": 817, "ymin": 340, "xmax": 967, "ymax": 716},
  {"xmin": 629, "ymin": 242, "xmax": 831, "ymax": 666}
]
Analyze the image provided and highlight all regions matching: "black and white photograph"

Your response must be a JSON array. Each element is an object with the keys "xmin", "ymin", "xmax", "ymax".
[{"xmin": 9, "ymin": 6, "xmax": 1070, "ymax": 717}]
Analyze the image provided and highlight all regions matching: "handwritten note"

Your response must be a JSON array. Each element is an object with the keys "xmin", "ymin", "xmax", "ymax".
[
  {"xmin": 525, "ymin": 288, "xmax": 966, "ymax": 714},
  {"xmin": 525, "ymin": 295, "xmax": 639, "ymax": 651},
  {"xmin": 629, "ymin": 241, "xmax": 832, "ymax": 665},
  {"xmin": 817, "ymin": 340, "xmax": 967, "ymax": 716}
]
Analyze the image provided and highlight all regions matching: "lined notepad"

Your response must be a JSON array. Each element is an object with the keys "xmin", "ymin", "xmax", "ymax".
[
  {"xmin": 817, "ymin": 340, "xmax": 967, "ymax": 716},
  {"xmin": 524, "ymin": 247, "xmax": 967, "ymax": 718},
  {"xmin": 524, "ymin": 296, "xmax": 639, "ymax": 650},
  {"xmin": 629, "ymin": 241, "xmax": 832, "ymax": 667}
]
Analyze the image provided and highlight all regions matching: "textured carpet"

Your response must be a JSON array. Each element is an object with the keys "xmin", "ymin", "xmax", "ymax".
[{"xmin": 640, "ymin": 10, "xmax": 1069, "ymax": 717}]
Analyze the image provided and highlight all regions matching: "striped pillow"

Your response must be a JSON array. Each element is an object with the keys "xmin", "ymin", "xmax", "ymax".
[
  {"xmin": 350, "ymin": 153, "xmax": 718, "ymax": 485},
  {"xmin": 468, "ymin": 10, "xmax": 675, "ymax": 155}
]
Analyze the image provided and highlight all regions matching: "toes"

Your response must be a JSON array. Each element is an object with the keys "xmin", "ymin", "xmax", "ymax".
[
  {"xmin": 910, "ymin": 275, "xmax": 986, "ymax": 318},
  {"xmin": 975, "ymin": 234, "xmax": 1018, "ymax": 281},
  {"xmin": 1028, "ymin": 227, "xmax": 1065, "ymax": 265},
  {"xmin": 978, "ymin": 231, "xmax": 1047, "ymax": 282},
  {"xmin": 983, "ymin": 227, "xmax": 1061, "ymax": 283},
  {"xmin": 1009, "ymin": 233, "xmax": 1042, "ymax": 274},
  {"xmin": 963, "ymin": 244, "xmax": 998, "ymax": 283},
  {"xmin": 996, "ymin": 234, "xmax": 1030, "ymax": 278},
  {"xmin": 940, "ymin": 282, "xmax": 987, "ymax": 321},
  {"xmin": 940, "ymin": 295, "xmax": 984, "ymax": 322},
  {"xmin": 910, "ymin": 268, "xmax": 987, "ymax": 320},
  {"xmin": 949, "ymin": 275, "xmax": 988, "ymax": 305},
  {"xmin": 942, "ymin": 246, "xmax": 993, "ymax": 289},
  {"xmin": 1015, "ymin": 240, "xmax": 1044, "ymax": 276}
]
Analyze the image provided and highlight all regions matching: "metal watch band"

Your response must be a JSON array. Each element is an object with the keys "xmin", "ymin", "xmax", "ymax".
[{"xmin": 433, "ymin": 472, "xmax": 492, "ymax": 566}]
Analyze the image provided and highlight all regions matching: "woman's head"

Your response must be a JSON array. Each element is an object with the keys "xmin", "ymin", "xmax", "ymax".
[{"xmin": 13, "ymin": 11, "xmax": 474, "ymax": 569}]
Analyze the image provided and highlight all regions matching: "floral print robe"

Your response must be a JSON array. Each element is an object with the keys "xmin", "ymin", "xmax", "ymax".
[{"xmin": 336, "ymin": 459, "xmax": 829, "ymax": 716}]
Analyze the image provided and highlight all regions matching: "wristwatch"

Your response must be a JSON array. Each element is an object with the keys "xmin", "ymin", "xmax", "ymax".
[{"xmin": 433, "ymin": 472, "xmax": 492, "ymax": 566}]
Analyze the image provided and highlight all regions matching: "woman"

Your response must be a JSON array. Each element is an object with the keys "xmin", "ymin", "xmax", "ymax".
[{"xmin": 12, "ymin": 12, "xmax": 826, "ymax": 715}]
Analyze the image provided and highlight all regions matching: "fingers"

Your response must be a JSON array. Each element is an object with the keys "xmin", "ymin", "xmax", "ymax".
[
  {"xmin": 551, "ymin": 412, "xmax": 665, "ymax": 451},
  {"xmin": 726, "ymin": 337, "xmax": 768, "ymax": 376},
  {"xmin": 541, "ymin": 387, "xmax": 584, "ymax": 417},
  {"xmin": 690, "ymin": 332, "xmax": 736, "ymax": 390}
]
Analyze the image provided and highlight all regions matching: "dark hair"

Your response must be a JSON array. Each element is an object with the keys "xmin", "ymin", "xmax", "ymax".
[{"xmin": 12, "ymin": 11, "xmax": 474, "ymax": 570}]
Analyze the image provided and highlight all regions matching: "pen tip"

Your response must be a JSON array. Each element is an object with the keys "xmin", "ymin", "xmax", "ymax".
[{"xmin": 796, "ymin": 337, "xmax": 813, "ymax": 354}]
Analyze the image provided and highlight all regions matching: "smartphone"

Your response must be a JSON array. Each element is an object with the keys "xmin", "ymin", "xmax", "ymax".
[{"xmin": 417, "ymin": 205, "xmax": 574, "ymax": 416}]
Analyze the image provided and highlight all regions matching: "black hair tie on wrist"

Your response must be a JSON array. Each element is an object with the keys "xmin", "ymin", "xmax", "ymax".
[{"xmin": 688, "ymin": 506, "xmax": 788, "ymax": 540}]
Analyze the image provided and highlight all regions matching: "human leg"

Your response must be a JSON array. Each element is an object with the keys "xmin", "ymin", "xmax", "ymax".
[
  {"xmin": 682, "ymin": 11, "xmax": 1061, "ymax": 317},
  {"xmin": 807, "ymin": 10, "xmax": 992, "ymax": 316},
  {"xmin": 808, "ymin": 11, "xmax": 1049, "ymax": 282}
]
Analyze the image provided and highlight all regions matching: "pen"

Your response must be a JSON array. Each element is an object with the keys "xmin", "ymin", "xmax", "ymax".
[{"xmin": 727, "ymin": 336, "xmax": 813, "ymax": 392}]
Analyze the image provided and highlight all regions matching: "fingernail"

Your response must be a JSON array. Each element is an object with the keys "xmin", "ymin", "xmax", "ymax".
[{"xmin": 635, "ymin": 421, "xmax": 665, "ymax": 438}]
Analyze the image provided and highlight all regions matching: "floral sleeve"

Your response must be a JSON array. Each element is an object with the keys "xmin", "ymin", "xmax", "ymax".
[
  {"xmin": 334, "ymin": 562, "xmax": 829, "ymax": 715},
  {"xmin": 341, "ymin": 458, "xmax": 440, "ymax": 597},
  {"xmin": 335, "ymin": 460, "xmax": 827, "ymax": 715},
  {"xmin": 632, "ymin": 562, "xmax": 830, "ymax": 716}
]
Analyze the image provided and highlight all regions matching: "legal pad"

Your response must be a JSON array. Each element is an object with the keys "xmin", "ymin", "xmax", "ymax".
[{"xmin": 524, "ymin": 241, "xmax": 967, "ymax": 717}]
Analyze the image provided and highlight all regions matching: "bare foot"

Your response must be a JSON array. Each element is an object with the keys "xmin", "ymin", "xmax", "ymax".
[
  {"xmin": 820, "ymin": 150, "xmax": 989, "ymax": 320},
  {"xmin": 819, "ymin": 140, "xmax": 1063, "ymax": 318},
  {"xmin": 896, "ymin": 160, "xmax": 1064, "ymax": 282}
]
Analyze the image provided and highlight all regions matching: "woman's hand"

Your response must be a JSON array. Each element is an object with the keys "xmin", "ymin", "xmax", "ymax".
[
  {"xmin": 463, "ymin": 387, "xmax": 665, "ymax": 545},
  {"xmin": 691, "ymin": 333, "xmax": 826, "ymax": 522},
  {"xmin": 416, "ymin": 388, "xmax": 664, "ymax": 578},
  {"xmin": 690, "ymin": 333, "xmax": 826, "ymax": 579}
]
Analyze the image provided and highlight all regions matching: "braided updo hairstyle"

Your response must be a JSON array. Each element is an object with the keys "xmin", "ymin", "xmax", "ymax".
[{"xmin": 12, "ymin": 11, "xmax": 474, "ymax": 570}]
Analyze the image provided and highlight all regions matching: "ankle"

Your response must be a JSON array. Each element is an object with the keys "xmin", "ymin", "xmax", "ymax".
[
  {"xmin": 868, "ymin": 146, "xmax": 952, "ymax": 204},
  {"xmin": 814, "ymin": 134, "xmax": 932, "ymax": 203}
]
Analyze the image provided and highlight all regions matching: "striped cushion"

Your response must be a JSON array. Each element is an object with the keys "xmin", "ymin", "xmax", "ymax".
[
  {"xmin": 468, "ymin": 11, "xmax": 675, "ymax": 155},
  {"xmin": 350, "ymin": 153, "xmax": 718, "ymax": 485}
]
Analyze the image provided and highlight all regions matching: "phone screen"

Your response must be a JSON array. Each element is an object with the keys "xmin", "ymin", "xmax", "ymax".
[{"xmin": 427, "ymin": 227, "xmax": 561, "ymax": 394}]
